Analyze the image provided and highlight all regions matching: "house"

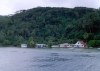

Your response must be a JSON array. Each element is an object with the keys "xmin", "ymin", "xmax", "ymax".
[
  {"xmin": 35, "ymin": 44, "xmax": 48, "ymax": 48},
  {"xmin": 74, "ymin": 41, "xmax": 86, "ymax": 48},
  {"xmin": 67, "ymin": 44, "xmax": 74, "ymax": 48},
  {"xmin": 59, "ymin": 43, "xmax": 70, "ymax": 48},
  {"xmin": 58, "ymin": 41, "xmax": 86, "ymax": 48},
  {"xmin": 21, "ymin": 44, "xmax": 27, "ymax": 48},
  {"xmin": 51, "ymin": 45, "xmax": 60, "ymax": 48}
]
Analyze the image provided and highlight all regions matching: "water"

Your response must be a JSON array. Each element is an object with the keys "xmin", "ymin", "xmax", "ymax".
[{"xmin": 0, "ymin": 47, "xmax": 100, "ymax": 71}]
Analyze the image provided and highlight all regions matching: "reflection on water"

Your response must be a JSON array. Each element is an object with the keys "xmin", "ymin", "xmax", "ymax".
[
  {"xmin": 32, "ymin": 52, "xmax": 72, "ymax": 68},
  {"xmin": 33, "ymin": 53, "xmax": 71, "ymax": 62},
  {"xmin": 0, "ymin": 48, "xmax": 100, "ymax": 71},
  {"xmin": 74, "ymin": 54, "xmax": 95, "ymax": 57}
]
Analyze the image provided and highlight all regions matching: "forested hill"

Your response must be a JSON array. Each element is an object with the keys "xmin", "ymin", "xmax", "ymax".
[{"xmin": 0, "ymin": 7, "xmax": 100, "ymax": 47}]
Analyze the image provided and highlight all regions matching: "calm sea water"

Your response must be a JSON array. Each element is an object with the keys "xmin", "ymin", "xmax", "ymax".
[{"xmin": 0, "ymin": 47, "xmax": 100, "ymax": 71}]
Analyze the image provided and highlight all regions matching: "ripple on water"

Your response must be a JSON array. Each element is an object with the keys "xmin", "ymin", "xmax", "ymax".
[
  {"xmin": 33, "ymin": 53, "xmax": 72, "ymax": 62},
  {"xmin": 74, "ymin": 54, "xmax": 95, "ymax": 58}
]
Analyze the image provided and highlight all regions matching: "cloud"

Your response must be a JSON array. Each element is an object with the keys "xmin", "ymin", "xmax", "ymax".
[
  {"xmin": 10, "ymin": 0, "xmax": 43, "ymax": 10},
  {"xmin": 42, "ymin": 0, "xmax": 73, "ymax": 8},
  {"xmin": 0, "ymin": 0, "xmax": 100, "ymax": 15},
  {"xmin": 0, "ymin": 0, "xmax": 14, "ymax": 15},
  {"xmin": 45, "ymin": 0, "xmax": 100, "ymax": 8},
  {"xmin": 71, "ymin": 0, "xmax": 100, "ymax": 8}
]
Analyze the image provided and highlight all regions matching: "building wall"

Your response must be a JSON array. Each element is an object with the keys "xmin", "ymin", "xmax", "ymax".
[{"xmin": 21, "ymin": 44, "xmax": 27, "ymax": 48}]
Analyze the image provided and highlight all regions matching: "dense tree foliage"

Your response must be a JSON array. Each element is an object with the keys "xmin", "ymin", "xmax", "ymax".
[{"xmin": 0, "ymin": 7, "xmax": 99, "ymax": 47}]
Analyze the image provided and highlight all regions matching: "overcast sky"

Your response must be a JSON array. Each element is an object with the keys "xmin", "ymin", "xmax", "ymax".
[{"xmin": 0, "ymin": 0, "xmax": 100, "ymax": 15}]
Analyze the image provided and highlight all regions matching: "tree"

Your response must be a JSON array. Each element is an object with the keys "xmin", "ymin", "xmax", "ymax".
[
  {"xmin": 0, "ymin": 7, "xmax": 99, "ymax": 47},
  {"xmin": 28, "ymin": 37, "xmax": 35, "ymax": 47}
]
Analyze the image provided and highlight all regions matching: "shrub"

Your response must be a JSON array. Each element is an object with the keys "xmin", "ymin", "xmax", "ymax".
[{"xmin": 88, "ymin": 40, "xmax": 100, "ymax": 47}]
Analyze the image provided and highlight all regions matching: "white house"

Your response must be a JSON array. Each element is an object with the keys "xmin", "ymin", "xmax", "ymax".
[
  {"xmin": 58, "ymin": 41, "xmax": 86, "ymax": 48},
  {"xmin": 59, "ymin": 43, "xmax": 70, "ymax": 48},
  {"xmin": 21, "ymin": 44, "xmax": 27, "ymax": 48},
  {"xmin": 74, "ymin": 41, "xmax": 86, "ymax": 48},
  {"xmin": 51, "ymin": 45, "xmax": 60, "ymax": 48},
  {"xmin": 35, "ymin": 44, "xmax": 48, "ymax": 48},
  {"xmin": 67, "ymin": 44, "xmax": 74, "ymax": 48}
]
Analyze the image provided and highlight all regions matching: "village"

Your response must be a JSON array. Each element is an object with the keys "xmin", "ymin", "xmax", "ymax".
[{"xmin": 21, "ymin": 41, "xmax": 87, "ymax": 48}]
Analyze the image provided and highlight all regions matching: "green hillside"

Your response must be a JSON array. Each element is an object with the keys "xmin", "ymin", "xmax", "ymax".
[{"xmin": 0, "ymin": 7, "xmax": 100, "ymax": 47}]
